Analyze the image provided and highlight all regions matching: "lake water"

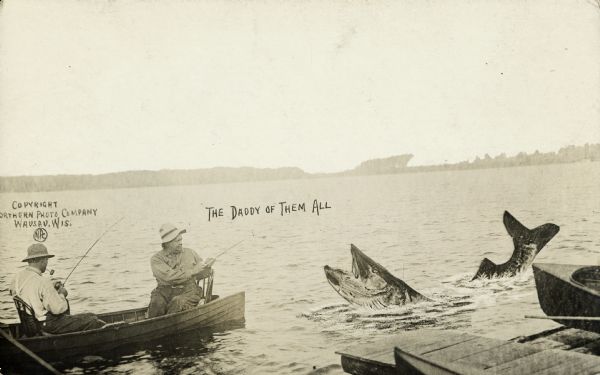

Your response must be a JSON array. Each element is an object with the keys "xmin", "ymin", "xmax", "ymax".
[{"xmin": 1, "ymin": 162, "xmax": 599, "ymax": 374}]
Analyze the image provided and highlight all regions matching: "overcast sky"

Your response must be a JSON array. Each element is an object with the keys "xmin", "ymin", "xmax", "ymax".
[{"xmin": 0, "ymin": 0, "xmax": 599, "ymax": 176}]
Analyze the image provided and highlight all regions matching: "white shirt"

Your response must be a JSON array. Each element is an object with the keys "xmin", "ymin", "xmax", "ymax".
[{"xmin": 10, "ymin": 266, "xmax": 68, "ymax": 321}]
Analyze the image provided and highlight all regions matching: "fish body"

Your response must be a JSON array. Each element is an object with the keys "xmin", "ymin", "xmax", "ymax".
[{"xmin": 324, "ymin": 244, "xmax": 428, "ymax": 308}]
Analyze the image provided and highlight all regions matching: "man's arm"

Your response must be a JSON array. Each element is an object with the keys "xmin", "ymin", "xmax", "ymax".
[
  {"xmin": 151, "ymin": 255, "xmax": 191, "ymax": 285},
  {"xmin": 189, "ymin": 249, "xmax": 215, "ymax": 278},
  {"xmin": 40, "ymin": 279, "xmax": 69, "ymax": 315}
]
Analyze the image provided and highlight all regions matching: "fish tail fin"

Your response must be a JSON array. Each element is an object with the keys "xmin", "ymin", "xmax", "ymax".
[
  {"xmin": 472, "ymin": 258, "xmax": 497, "ymax": 280},
  {"xmin": 503, "ymin": 211, "xmax": 529, "ymax": 239}
]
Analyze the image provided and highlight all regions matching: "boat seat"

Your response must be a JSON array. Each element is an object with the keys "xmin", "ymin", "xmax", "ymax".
[
  {"xmin": 12, "ymin": 296, "xmax": 52, "ymax": 337},
  {"xmin": 196, "ymin": 268, "xmax": 215, "ymax": 303}
]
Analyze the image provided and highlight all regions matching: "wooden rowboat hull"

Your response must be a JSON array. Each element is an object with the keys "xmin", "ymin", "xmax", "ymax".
[
  {"xmin": 533, "ymin": 263, "xmax": 600, "ymax": 333},
  {"xmin": 0, "ymin": 291, "xmax": 245, "ymax": 361}
]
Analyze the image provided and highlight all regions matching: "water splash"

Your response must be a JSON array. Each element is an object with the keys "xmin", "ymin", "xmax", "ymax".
[
  {"xmin": 301, "ymin": 293, "xmax": 475, "ymax": 336},
  {"xmin": 303, "ymin": 270, "xmax": 540, "ymax": 336}
]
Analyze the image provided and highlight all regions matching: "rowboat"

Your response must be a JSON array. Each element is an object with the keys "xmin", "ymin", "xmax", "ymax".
[
  {"xmin": 532, "ymin": 262, "xmax": 600, "ymax": 332},
  {"xmin": 0, "ymin": 291, "xmax": 245, "ymax": 362}
]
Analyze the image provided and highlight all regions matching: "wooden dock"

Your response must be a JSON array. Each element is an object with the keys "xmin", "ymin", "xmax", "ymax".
[{"xmin": 337, "ymin": 327, "xmax": 600, "ymax": 374}]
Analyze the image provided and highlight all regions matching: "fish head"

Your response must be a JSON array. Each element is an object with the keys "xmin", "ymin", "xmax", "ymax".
[
  {"xmin": 323, "ymin": 264, "xmax": 392, "ymax": 308},
  {"xmin": 324, "ymin": 252, "xmax": 388, "ymax": 293}
]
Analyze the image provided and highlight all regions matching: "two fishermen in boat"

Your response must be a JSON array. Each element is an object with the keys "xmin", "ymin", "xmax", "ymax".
[
  {"xmin": 148, "ymin": 223, "xmax": 215, "ymax": 317},
  {"xmin": 9, "ymin": 223, "xmax": 214, "ymax": 335},
  {"xmin": 9, "ymin": 243, "xmax": 106, "ymax": 334}
]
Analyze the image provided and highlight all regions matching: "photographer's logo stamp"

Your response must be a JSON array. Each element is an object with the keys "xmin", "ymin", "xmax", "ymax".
[{"xmin": 33, "ymin": 228, "xmax": 48, "ymax": 242}]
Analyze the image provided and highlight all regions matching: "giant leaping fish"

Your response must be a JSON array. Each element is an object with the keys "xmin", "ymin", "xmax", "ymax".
[
  {"xmin": 324, "ymin": 244, "xmax": 429, "ymax": 308},
  {"xmin": 472, "ymin": 211, "xmax": 560, "ymax": 280}
]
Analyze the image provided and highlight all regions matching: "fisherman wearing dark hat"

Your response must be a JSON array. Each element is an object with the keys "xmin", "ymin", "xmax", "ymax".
[
  {"xmin": 10, "ymin": 243, "xmax": 106, "ymax": 334},
  {"xmin": 147, "ymin": 223, "xmax": 215, "ymax": 318}
]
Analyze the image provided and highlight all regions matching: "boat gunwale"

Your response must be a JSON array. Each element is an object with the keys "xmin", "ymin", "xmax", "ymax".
[
  {"xmin": 570, "ymin": 266, "xmax": 600, "ymax": 294},
  {"xmin": 534, "ymin": 263, "xmax": 600, "ymax": 297},
  {"xmin": 1, "ymin": 291, "xmax": 245, "ymax": 343}
]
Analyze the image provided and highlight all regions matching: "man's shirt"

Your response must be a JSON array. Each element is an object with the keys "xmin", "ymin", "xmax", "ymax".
[
  {"xmin": 151, "ymin": 247, "xmax": 205, "ymax": 286},
  {"xmin": 10, "ymin": 266, "xmax": 68, "ymax": 321}
]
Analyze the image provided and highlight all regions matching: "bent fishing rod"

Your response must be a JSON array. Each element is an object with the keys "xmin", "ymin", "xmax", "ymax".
[
  {"xmin": 212, "ymin": 239, "xmax": 245, "ymax": 262},
  {"xmin": 60, "ymin": 216, "xmax": 125, "ymax": 285}
]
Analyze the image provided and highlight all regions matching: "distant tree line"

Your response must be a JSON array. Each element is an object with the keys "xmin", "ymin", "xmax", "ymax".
[
  {"xmin": 0, "ymin": 144, "xmax": 598, "ymax": 192},
  {"xmin": 344, "ymin": 154, "xmax": 414, "ymax": 175},
  {"xmin": 406, "ymin": 143, "xmax": 600, "ymax": 173},
  {"xmin": 0, "ymin": 167, "xmax": 306, "ymax": 193}
]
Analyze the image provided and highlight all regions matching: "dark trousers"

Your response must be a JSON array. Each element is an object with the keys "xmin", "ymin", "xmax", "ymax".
[
  {"xmin": 148, "ymin": 281, "xmax": 203, "ymax": 318},
  {"xmin": 44, "ymin": 312, "xmax": 106, "ymax": 334}
]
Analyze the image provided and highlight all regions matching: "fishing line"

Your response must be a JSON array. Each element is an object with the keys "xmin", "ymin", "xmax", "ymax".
[
  {"xmin": 213, "ymin": 239, "xmax": 245, "ymax": 261},
  {"xmin": 63, "ymin": 216, "xmax": 125, "ymax": 285}
]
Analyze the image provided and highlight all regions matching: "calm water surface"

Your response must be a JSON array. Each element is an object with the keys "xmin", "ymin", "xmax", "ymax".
[{"xmin": 1, "ymin": 162, "xmax": 599, "ymax": 374}]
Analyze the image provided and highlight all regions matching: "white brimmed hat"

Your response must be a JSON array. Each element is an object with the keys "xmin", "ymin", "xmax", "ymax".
[
  {"xmin": 22, "ymin": 243, "xmax": 55, "ymax": 262},
  {"xmin": 159, "ymin": 223, "xmax": 186, "ymax": 243}
]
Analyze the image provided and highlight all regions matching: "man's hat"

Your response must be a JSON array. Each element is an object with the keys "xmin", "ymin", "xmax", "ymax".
[
  {"xmin": 22, "ymin": 243, "xmax": 55, "ymax": 262},
  {"xmin": 159, "ymin": 223, "xmax": 186, "ymax": 243}
]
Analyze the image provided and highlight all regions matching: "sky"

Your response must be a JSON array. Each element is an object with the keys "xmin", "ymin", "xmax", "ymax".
[{"xmin": 0, "ymin": 0, "xmax": 599, "ymax": 176}]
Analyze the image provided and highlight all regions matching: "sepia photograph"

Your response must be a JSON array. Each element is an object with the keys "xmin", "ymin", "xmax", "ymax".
[{"xmin": 0, "ymin": 0, "xmax": 599, "ymax": 374}]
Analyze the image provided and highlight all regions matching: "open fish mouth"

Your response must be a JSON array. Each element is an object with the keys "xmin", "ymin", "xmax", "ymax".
[
  {"xmin": 324, "ymin": 265, "xmax": 342, "ymax": 287},
  {"xmin": 324, "ymin": 265, "xmax": 388, "ymax": 306}
]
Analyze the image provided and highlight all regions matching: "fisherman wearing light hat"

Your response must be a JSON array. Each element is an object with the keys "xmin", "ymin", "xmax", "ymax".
[
  {"xmin": 10, "ymin": 243, "xmax": 105, "ymax": 334},
  {"xmin": 147, "ymin": 223, "xmax": 215, "ymax": 317}
]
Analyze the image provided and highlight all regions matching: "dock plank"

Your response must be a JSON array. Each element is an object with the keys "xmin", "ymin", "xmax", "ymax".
[
  {"xmin": 337, "ymin": 331, "xmax": 436, "ymax": 375},
  {"xmin": 489, "ymin": 350, "xmax": 579, "ymax": 374},
  {"xmin": 423, "ymin": 336, "xmax": 508, "ymax": 365},
  {"xmin": 338, "ymin": 330, "xmax": 477, "ymax": 375},
  {"xmin": 452, "ymin": 341, "xmax": 541, "ymax": 369},
  {"xmin": 532, "ymin": 352, "xmax": 600, "ymax": 375},
  {"xmin": 337, "ymin": 330, "xmax": 430, "ymax": 365},
  {"xmin": 582, "ymin": 362, "xmax": 600, "ymax": 374},
  {"xmin": 338, "ymin": 329, "xmax": 600, "ymax": 375},
  {"xmin": 395, "ymin": 347, "xmax": 488, "ymax": 375},
  {"xmin": 338, "ymin": 329, "xmax": 475, "ymax": 366},
  {"xmin": 408, "ymin": 332, "xmax": 478, "ymax": 356}
]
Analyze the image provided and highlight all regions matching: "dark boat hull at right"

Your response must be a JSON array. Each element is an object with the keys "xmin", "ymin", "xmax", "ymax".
[{"xmin": 533, "ymin": 263, "xmax": 600, "ymax": 333}]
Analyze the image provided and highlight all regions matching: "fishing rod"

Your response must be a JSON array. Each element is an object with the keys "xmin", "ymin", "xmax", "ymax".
[
  {"xmin": 213, "ymin": 239, "xmax": 245, "ymax": 261},
  {"xmin": 62, "ymin": 216, "xmax": 125, "ymax": 285}
]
